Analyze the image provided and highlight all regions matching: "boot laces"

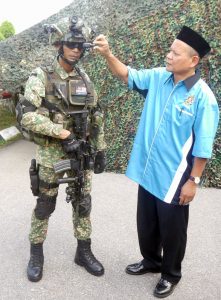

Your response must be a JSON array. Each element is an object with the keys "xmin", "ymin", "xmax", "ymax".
[
  {"xmin": 30, "ymin": 254, "xmax": 43, "ymax": 267},
  {"xmin": 83, "ymin": 248, "xmax": 97, "ymax": 265}
]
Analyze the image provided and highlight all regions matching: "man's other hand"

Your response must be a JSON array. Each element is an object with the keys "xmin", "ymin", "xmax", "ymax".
[
  {"xmin": 179, "ymin": 180, "xmax": 197, "ymax": 205},
  {"xmin": 59, "ymin": 129, "xmax": 72, "ymax": 140},
  {"xmin": 61, "ymin": 133, "xmax": 80, "ymax": 153}
]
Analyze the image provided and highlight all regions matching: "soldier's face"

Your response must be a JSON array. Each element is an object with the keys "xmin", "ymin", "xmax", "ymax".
[{"xmin": 63, "ymin": 44, "xmax": 83, "ymax": 62}]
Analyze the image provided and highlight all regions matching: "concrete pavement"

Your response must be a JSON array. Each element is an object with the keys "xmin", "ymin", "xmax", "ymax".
[{"xmin": 0, "ymin": 140, "xmax": 220, "ymax": 300}]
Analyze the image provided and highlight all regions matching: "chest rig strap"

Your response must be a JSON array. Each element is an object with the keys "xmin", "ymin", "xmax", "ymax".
[
  {"xmin": 43, "ymin": 65, "xmax": 70, "ymax": 110},
  {"xmin": 74, "ymin": 66, "xmax": 92, "ymax": 109}
]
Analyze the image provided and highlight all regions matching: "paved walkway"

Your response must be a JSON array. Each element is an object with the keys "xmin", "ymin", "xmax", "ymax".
[{"xmin": 0, "ymin": 140, "xmax": 220, "ymax": 300}]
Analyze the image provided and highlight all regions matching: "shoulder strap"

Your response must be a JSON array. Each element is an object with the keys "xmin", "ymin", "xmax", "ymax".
[
  {"xmin": 40, "ymin": 64, "xmax": 68, "ymax": 114},
  {"xmin": 74, "ymin": 66, "xmax": 92, "ymax": 95},
  {"xmin": 41, "ymin": 98, "xmax": 60, "ymax": 112},
  {"xmin": 18, "ymin": 95, "xmax": 36, "ymax": 113}
]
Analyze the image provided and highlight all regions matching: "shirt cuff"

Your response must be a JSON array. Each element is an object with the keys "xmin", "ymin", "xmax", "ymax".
[
  {"xmin": 127, "ymin": 66, "xmax": 134, "ymax": 90},
  {"xmin": 51, "ymin": 124, "xmax": 63, "ymax": 137}
]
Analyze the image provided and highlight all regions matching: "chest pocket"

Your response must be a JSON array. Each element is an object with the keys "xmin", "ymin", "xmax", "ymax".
[
  {"xmin": 69, "ymin": 79, "xmax": 87, "ymax": 105},
  {"xmin": 174, "ymin": 104, "xmax": 195, "ymax": 126},
  {"xmin": 69, "ymin": 79, "xmax": 94, "ymax": 106}
]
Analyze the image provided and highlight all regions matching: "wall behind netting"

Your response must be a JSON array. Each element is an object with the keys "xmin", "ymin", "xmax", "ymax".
[{"xmin": 83, "ymin": 0, "xmax": 221, "ymax": 187}]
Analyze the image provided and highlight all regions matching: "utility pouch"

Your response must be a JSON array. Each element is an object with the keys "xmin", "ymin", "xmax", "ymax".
[
  {"xmin": 91, "ymin": 110, "xmax": 104, "ymax": 137},
  {"xmin": 29, "ymin": 159, "xmax": 39, "ymax": 196}
]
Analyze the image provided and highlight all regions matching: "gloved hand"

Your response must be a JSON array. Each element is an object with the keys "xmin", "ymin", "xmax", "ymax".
[
  {"xmin": 61, "ymin": 133, "xmax": 80, "ymax": 153},
  {"xmin": 94, "ymin": 151, "xmax": 107, "ymax": 174}
]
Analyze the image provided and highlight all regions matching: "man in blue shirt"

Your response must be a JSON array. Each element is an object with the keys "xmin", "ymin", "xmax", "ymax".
[{"xmin": 94, "ymin": 26, "xmax": 219, "ymax": 298}]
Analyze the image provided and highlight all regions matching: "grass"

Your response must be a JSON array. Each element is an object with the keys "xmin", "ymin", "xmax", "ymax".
[
  {"xmin": 0, "ymin": 134, "xmax": 22, "ymax": 148},
  {"xmin": 0, "ymin": 107, "xmax": 17, "ymax": 130},
  {"xmin": 0, "ymin": 107, "xmax": 22, "ymax": 148}
]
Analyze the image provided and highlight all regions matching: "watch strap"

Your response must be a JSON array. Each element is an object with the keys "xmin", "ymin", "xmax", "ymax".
[{"xmin": 189, "ymin": 175, "xmax": 200, "ymax": 184}]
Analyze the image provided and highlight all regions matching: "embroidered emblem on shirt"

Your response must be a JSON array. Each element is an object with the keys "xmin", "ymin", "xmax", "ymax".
[{"xmin": 183, "ymin": 95, "xmax": 195, "ymax": 107}]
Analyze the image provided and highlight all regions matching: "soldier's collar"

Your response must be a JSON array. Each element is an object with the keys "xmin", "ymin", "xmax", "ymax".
[{"xmin": 54, "ymin": 59, "xmax": 77, "ymax": 79}]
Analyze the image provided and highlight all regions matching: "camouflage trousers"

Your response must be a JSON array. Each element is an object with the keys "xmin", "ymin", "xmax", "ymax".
[{"xmin": 29, "ymin": 165, "xmax": 92, "ymax": 244}]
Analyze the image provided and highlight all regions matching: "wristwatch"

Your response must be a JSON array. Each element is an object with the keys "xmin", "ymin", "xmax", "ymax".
[{"xmin": 189, "ymin": 175, "xmax": 200, "ymax": 184}]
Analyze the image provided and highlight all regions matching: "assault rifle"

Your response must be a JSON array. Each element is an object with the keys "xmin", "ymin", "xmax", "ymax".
[{"xmin": 53, "ymin": 109, "xmax": 96, "ymax": 203}]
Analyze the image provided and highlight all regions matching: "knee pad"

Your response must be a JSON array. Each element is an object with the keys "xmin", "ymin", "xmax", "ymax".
[
  {"xmin": 73, "ymin": 194, "xmax": 91, "ymax": 217},
  {"xmin": 34, "ymin": 194, "xmax": 57, "ymax": 220}
]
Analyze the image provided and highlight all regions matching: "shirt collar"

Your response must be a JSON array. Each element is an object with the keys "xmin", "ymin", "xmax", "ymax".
[
  {"xmin": 53, "ymin": 59, "xmax": 77, "ymax": 79},
  {"xmin": 164, "ymin": 69, "xmax": 200, "ymax": 91},
  {"xmin": 164, "ymin": 73, "xmax": 173, "ymax": 85},
  {"xmin": 184, "ymin": 69, "xmax": 200, "ymax": 90}
]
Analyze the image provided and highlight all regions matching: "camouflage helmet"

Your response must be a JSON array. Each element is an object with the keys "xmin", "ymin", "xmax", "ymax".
[{"xmin": 44, "ymin": 16, "xmax": 94, "ymax": 46}]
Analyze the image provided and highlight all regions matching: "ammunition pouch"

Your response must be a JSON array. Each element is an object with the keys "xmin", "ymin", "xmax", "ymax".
[
  {"xmin": 29, "ymin": 159, "xmax": 39, "ymax": 196},
  {"xmin": 16, "ymin": 96, "xmax": 59, "ymax": 146},
  {"xmin": 94, "ymin": 151, "xmax": 106, "ymax": 174},
  {"xmin": 16, "ymin": 95, "xmax": 36, "ymax": 124},
  {"xmin": 90, "ymin": 105, "xmax": 104, "ymax": 138}
]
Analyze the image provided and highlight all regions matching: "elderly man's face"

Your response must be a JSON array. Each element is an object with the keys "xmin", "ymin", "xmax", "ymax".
[{"xmin": 166, "ymin": 39, "xmax": 199, "ymax": 75}]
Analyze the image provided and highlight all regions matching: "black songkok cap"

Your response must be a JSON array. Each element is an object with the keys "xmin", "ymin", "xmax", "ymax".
[{"xmin": 176, "ymin": 26, "xmax": 211, "ymax": 58}]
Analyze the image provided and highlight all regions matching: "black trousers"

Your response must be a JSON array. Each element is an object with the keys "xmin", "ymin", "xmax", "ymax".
[{"xmin": 137, "ymin": 185, "xmax": 189, "ymax": 284}]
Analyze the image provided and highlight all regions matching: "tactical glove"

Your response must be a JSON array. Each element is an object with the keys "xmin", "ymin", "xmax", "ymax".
[
  {"xmin": 61, "ymin": 133, "xmax": 80, "ymax": 153},
  {"xmin": 94, "ymin": 151, "xmax": 107, "ymax": 174}
]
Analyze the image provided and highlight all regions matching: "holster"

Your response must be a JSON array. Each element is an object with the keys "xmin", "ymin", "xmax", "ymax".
[{"xmin": 29, "ymin": 159, "xmax": 39, "ymax": 196}]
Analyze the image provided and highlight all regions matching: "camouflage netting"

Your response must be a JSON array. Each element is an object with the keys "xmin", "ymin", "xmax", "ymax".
[
  {"xmin": 0, "ymin": 0, "xmax": 169, "ymax": 92},
  {"xmin": 0, "ymin": 0, "xmax": 220, "ymax": 186},
  {"xmin": 83, "ymin": 0, "xmax": 221, "ymax": 187}
]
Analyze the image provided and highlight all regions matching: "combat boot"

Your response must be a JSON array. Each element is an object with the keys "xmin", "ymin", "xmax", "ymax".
[
  {"xmin": 74, "ymin": 239, "xmax": 104, "ymax": 276},
  {"xmin": 27, "ymin": 243, "xmax": 44, "ymax": 282}
]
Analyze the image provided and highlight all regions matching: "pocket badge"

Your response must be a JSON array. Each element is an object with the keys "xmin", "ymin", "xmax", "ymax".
[{"xmin": 183, "ymin": 95, "xmax": 195, "ymax": 107}]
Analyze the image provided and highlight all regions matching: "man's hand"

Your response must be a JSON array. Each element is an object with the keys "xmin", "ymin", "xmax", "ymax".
[
  {"xmin": 93, "ymin": 34, "xmax": 112, "ymax": 58},
  {"xmin": 59, "ymin": 129, "xmax": 71, "ymax": 140},
  {"xmin": 179, "ymin": 180, "xmax": 197, "ymax": 205},
  {"xmin": 93, "ymin": 34, "xmax": 128, "ymax": 84},
  {"xmin": 61, "ymin": 133, "xmax": 80, "ymax": 153}
]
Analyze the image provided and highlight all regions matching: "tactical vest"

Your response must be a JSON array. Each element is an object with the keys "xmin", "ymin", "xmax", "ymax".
[
  {"xmin": 17, "ymin": 65, "xmax": 98, "ymax": 146},
  {"xmin": 43, "ymin": 65, "xmax": 96, "ymax": 111},
  {"xmin": 42, "ymin": 65, "xmax": 97, "ymax": 137}
]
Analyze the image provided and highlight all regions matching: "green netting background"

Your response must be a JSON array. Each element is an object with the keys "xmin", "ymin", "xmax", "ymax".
[{"xmin": 83, "ymin": 0, "xmax": 221, "ymax": 187}]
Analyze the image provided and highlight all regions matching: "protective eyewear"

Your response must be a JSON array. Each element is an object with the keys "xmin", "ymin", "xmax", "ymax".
[{"xmin": 64, "ymin": 42, "xmax": 84, "ymax": 50}]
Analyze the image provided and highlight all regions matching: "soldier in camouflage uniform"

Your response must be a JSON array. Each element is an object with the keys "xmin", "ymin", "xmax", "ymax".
[{"xmin": 21, "ymin": 16, "xmax": 106, "ymax": 282}]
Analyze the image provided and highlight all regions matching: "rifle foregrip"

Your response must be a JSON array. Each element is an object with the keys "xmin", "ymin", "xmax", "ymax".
[{"xmin": 58, "ymin": 177, "xmax": 76, "ymax": 184}]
